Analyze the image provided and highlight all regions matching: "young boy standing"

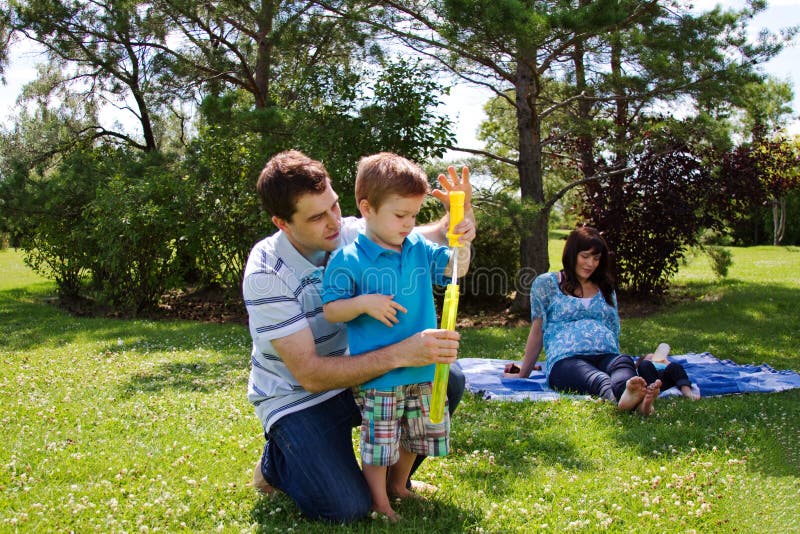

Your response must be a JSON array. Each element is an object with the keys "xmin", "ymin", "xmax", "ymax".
[{"xmin": 322, "ymin": 153, "xmax": 473, "ymax": 520}]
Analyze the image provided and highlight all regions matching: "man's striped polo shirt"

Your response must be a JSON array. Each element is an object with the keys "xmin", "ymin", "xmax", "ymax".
[{"xmin": 243, "ymin": 217, "xmax": 361, "ymax": 433}]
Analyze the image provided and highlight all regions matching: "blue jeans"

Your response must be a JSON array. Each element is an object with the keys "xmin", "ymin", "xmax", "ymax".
[
  {"xmin": 260, "ymin": 390, "xmax": 371, "ymax": 523},
  {"xmin": 548, "ymin": 353, "xmax": 636, "ymax": 402}
]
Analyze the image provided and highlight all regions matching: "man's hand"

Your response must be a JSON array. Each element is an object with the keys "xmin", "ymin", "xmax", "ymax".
[
  {"xmin": 397, "ymin": 328, "xmax": 460, "ymax": 367},
  {"xmin": 359, "ymin": 294, "xmax": 407, "ymax": 327}
]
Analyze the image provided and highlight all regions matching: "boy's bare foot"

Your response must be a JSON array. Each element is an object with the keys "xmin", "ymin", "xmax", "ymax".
[
  {"xmin": 252, "ymin": 459, "xmax": 277, "ymax": 496},
  {"xmin": 636, "ymin": 379, "xmax": 661, "ymax": 416},
  {"xmin": 618, "ymin": 376, "xmax": 647, "ymax": 411},
  {"xmin": 389, "ymin": 486, "xmax": 429, "ymax": 502},
  {"xmin": 409, "ymin": 480, "xmax": 439, "ymax": 494},
  {"xmin": 371, "ymin": 506, "xmax": 401, "ymax": 522}
]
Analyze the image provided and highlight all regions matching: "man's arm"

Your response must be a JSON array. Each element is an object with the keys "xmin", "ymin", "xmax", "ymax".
[
  {"xmin": 272, "ymin": 326, "xmax": 460, "ymax": 393},
  {"xmin": 323, "ymin": 294, "xmax": 408, "ymax": 327}
]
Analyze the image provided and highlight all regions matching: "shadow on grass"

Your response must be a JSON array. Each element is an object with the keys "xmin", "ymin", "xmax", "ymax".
[
  {"xmin": 120, "ymin": 358, "xmax": 246, "ymax": 396},
  {"xmin": 249, "ymin": 491, "xmax": 480, "ymax": 533},
  {"xmin": 0, "ymin": 287, "xmax": 248, "ymax": 352}
]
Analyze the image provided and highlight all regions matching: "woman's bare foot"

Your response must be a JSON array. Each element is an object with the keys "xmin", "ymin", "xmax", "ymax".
[
  {"xmin": 636, "ymin": 379, "xmax": 661, "ymax": 416},
  {"xmin": 618, "ymin": 376, "xmax": 647, "ymax": 411}
]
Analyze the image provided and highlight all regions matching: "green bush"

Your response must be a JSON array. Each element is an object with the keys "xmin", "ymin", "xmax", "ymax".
[
  {"xmin": 181, "ymin": 122, "xmax": 268, "ymax": 290},
  {"xmin": 14, "ymin": 148, "xmax": 105, "ymax": 298},
  {"xmin": 705, "ymin": 245, "xmax": 733, "ymax": 278},
  {"xmin": 87, "ymin": 151, "xmax": 189, "ymax": 312}
]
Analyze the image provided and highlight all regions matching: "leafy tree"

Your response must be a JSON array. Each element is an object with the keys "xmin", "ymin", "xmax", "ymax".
[
  {"xmin": 720, "ymin": 135, "xmax": 800, "ymax": 246},
  {"xmin": 9, "ymin": 0, "xmax": 176, "ymax": 151},
  {"xmin": 739, "ymin": 77, "xmax": 795, "ymax": 138},
  {"xmin": 321, "ymin": 0, "xmax": 791, "ymax": 308},
  {"xmin": 581, "ymin": 137, "xmax": 722, "ymax": 294},
  {"xmin": 755, "ymin": 137, "xmax": 800, "ymax": 245}
]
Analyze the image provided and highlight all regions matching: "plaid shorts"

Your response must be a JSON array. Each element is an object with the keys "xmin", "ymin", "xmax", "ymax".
[{"xmin": 357, "ymin": 382, "xmax": 449, "ymax": 466}]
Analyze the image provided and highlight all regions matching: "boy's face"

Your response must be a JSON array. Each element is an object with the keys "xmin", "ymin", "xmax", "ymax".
[
  {"xmin": 360, "ymin": 194, "xmax": 425, "ymax": 251},
  {"xmin": 273, "ymin": 182, "xmax": 342, "ymax": 259}
]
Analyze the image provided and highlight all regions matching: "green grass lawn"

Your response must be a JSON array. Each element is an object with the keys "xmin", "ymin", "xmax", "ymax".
[{"xmin": 2, "ymin": 245, "xmax": 799, "ymax": 533}]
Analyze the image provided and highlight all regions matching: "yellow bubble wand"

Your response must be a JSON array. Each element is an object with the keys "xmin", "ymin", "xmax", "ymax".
[{"xmin": 430, "ymin": 190, "xmax": 464, "ymax": 424}]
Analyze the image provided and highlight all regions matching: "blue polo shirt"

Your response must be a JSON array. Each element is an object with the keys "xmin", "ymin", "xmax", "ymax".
[{"xmin": 321, "ymin": 232, "xmax": 452, "ymax": 389}]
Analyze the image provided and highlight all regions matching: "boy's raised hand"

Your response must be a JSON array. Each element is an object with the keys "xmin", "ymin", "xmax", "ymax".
[
  {"xmin": 431, "ymin": 165, "xmax": 476, "ymax": 245},
  {"xmin": 432, "ymin": 165, "xmax": 472, "ymax": 211},
  {"xmin": 359, "ymin": 294, "xmax": 407, "ymax": 327}
]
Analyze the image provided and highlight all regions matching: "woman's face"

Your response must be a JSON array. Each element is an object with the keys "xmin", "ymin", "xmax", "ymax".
[{"xmin": 575, "ymin": 247, "xmax": 601, "ymax": 283}]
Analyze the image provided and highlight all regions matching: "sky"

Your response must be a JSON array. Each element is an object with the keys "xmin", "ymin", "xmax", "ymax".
[
  {"xmin": 440, "ymin": 0, "xmax": 800, "ymax": 153},
  {"xmin": 2, "ymin": 0, "xmax": 799, "ymax": 151}
]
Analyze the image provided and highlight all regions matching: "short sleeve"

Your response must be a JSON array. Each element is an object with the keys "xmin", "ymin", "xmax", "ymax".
[
  {"xmin": 321, "ymin": 249, "xmax": 356, "ymax": 304},
  {"xmin": 243, "ymin": 271, "xmax": 309, "ymax": 341},
  {"xmin": 609, "ymin": 291, "xmax": 620, "ymax": 339},
  {"xmin": 529, "ymin": 273, "xmax": 554, "ymax": 321},
  {"xmin": 425, "ymin": 238, "xmax": 452, "ymax": 286}
]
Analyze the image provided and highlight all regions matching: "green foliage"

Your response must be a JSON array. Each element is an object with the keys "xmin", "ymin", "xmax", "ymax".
[
  {"xmin": 6, "ymin": 147, "xmax": 106, "ymax": 297},
  {"xmin": 739, "ymin": 77, "xmax": 795, "ymax": 136},
  {"xmin": 86, "ymin": 150, "xmax": 188, "ymax": 311},
  {"xmin": 704, "ymin": 245, "xmax": 733, "ymax": 278},
  {"xmin": 182, "ymin": 92, "xmax": 277, "ymax": 289},
  {"xmin": 582, "ymin": 137, "xmax": 723, "ymax": 295},
  {"xmin": 311, "ymin": 58, "xmax": 455, "ymax": 215},
  {"xmin": 462, "ymin": 193, "xmax": 522, "ymax": 302}
]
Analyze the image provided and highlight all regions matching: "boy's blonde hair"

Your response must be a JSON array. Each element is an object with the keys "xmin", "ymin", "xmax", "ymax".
[{"xmin": 355, "ymin": 152, "xmax": 430, "ymax": 210}]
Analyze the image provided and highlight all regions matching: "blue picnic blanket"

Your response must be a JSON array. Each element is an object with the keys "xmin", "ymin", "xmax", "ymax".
[{"xmin": 458, "ymin": 353, "xmax": 800, "ymax": 401}]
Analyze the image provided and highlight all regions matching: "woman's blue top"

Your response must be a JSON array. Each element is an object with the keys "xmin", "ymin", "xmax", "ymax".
[{"xmin": 530, "ymin": 272, "xmax": 620, "ymax": 376}]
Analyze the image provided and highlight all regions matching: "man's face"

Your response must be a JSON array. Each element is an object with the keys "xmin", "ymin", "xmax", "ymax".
[{"xmin": 274, "ymin": 182, "xmax": 342, "ymax": 259}]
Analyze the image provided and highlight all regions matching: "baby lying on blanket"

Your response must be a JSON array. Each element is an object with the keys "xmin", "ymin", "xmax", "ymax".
[{"xmin": 636, "ymin": 343, "xmax": 699, "ymax": 400}]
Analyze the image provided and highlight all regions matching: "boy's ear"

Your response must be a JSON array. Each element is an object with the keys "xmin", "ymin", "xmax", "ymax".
[{"xmin": 358, "ymin": 198, "xmax": 373, "ymax": 217}]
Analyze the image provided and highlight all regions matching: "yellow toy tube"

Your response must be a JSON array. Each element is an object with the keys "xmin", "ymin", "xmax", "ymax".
[
  {"xmin": 430, "ymin": 191, "xmax": 465, "ymax": 424},
  {"xmin": 446, "ymin": 191, "xmax": 465, "ymax": 248},
  {"xmin": 430, "ymin": 283, "xmax": 460, "ymax": 423}
]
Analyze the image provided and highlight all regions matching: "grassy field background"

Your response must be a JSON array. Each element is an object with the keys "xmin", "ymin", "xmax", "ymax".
[{"xmin": 1, "ymin": 243, "xmax": 798, "ymax": 532}]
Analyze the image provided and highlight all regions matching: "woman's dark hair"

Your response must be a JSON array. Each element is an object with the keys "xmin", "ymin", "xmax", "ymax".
[{"xmin": 560, "ymin": 225, "xmax": 615, "ymax": 306}]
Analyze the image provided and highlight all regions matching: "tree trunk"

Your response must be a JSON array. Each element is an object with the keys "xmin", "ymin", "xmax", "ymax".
[
  {"xmin": 610, "ymin": 32, "xmax": 628, "ymax": 168},
  {"xmin": 132, "ymin": 87, "xmax": 157, "ymax": 151},
  {"xmin": 573, "ymin": 12, "xmax": 596, "ymax": 180},
  {"xmin": 253, "ymin": 0, "xmax": 276, "ymax": 108},
  {"xmin": 773, "ymin": 196, "xmax": 786, "ymax": 245},
  {"xmin": 511, "ymin": 51, "xmax": 549, "ymax": 315}
]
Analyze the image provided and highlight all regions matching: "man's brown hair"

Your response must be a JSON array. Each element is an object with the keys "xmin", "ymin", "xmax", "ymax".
[
  {"xmin": 355, "ymin": 152, "xmax": 430, "ymax": 210},
  {"xmin": 257, "ymin": 150, "xmax": 330, "ymax": 221}
]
